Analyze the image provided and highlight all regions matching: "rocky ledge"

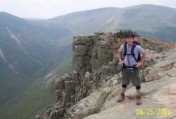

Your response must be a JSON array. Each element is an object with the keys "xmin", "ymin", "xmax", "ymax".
[
  {"xmin": 37, "ymin": 32, "xmax": 176, "ymax": 119},
  {"xmin": 84, "ymin": 48, "xmax": 176, "ymax": 119}
]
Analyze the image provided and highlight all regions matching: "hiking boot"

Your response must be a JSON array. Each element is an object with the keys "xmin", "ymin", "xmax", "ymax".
[
  {"xmin": 117, "ymin": 93, "xmax": 125, "ymax": 102},
  {"xmin": 136, "ymin": 95, "xmax": 142, "ymax": 105}
]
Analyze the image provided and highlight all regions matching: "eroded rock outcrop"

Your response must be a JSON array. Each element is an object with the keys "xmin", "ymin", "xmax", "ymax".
[
  {"xmin": 43, "ymin": 32, "xmax": 122, "ymax": 119},
  {"xmin": 39, "ymin": 32, "xmax": 176, "ymax": 119}
]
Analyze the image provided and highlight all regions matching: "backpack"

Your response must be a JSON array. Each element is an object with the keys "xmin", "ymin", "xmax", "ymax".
[{"xmin": 123, "ymin": 41, "xmax": 141, "ymax": 62}]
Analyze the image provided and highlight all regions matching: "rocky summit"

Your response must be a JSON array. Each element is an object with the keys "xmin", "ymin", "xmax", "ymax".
[{"xmin": 37, "ymin": 32, "xmax": 176, "ymax": 119}]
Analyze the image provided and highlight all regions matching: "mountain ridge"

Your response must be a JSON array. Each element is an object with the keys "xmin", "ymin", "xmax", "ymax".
[
  {"xmin": 1, "ymin": 4, "xmax": 176, "ymax": 41},
  {"xmin": 43, "ymin": 4, "xmax": 176, "ymax": 41}
]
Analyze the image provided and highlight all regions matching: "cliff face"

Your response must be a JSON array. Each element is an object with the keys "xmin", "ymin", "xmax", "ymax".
[
  {"xmin": 42, "ymin": 32, "xmax": 121, "ymax": 119},
  {"xmin": 38, "ymin": 32, "xmax": 176, "ymax": 119},
  {"xmin": 72, "ymin": 32, "xmax": 122, "ymax": 86}
]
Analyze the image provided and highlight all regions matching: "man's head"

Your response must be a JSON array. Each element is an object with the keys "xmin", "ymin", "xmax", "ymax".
[{"xmin": 126, "ymin": 33, "xmax": 134, "ymax": 46}]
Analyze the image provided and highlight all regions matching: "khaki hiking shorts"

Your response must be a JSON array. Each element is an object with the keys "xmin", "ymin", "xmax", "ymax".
[{"xmin": 122, "ymin": 68, "xmax": 141, "ymax": 86}]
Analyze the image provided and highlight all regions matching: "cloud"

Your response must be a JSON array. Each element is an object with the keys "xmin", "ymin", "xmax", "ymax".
[
  {"xmin": 0, "ymin": 0, "xmax": 176, "ymax": 18},
  {"xmin": 20, "ymin": 0, "xmax": 72, "ymax": 6},
  {"xmin": 148, "ymin": 0, "xmax": 160, "ymax": 3}
]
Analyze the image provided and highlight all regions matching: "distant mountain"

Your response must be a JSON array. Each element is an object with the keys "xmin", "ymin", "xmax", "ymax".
[
  {"xmin": 0, "ymin": 4, "xmax": 176, "ymax": 119},
  {"xmin": 0, "ymin": 12, "xmax": 72, "ymax": 106},
  {"xmin": 118, "ymin": 5, "xmax": 176, "ymax": 41},
  {"xmin": 0, "ymin": 12, "xmax": 72, "ymax": 119},
  {"xmin": 43, "ymin": 4, "xmax": 176, "ymax": 41}
]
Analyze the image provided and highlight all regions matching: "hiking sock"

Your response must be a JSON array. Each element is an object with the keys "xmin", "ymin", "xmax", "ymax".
[
  {"xmin": 121, "ymin": 90, "xmax": 125, "ymax": 94},
  {"xmin": 121, "ymin": 87, "xmax": 126, "ymax": 94},
  {"xmin": 121, "ymin": 85, "xmax": 127, "ymax": 94}
]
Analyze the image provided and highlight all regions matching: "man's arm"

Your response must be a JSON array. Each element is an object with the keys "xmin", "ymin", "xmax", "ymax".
[
  {"xmin": 135, "ymin": 51, "xmax": 147, "ymax": 67},
  {"xmin": 118, "ymin": 50, "xmax": 122, "ymax": 60},
  {"xmin": 139, "ymin": 51, "xmax": 147, "ymax": 64},
  {"xmin": 117, "ymin": 50, "xmax": 124, "ymax": 65}
]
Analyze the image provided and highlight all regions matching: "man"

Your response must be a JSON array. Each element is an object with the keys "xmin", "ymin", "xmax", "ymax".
[{"xmin": 117, "ymin": 33, "xmax": 147, "ymax": 105}]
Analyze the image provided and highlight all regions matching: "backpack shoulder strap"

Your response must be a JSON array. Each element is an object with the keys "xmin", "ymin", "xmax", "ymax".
[
  {"xmin": 131, "ymin": 44, "xmax": 137, "ymax": 61},
  {"xmin": 123, "ymin": 43, "xmax": 127, "ymax": 59}
]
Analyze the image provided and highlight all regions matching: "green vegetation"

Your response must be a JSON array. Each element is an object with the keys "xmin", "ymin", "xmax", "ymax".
[
  {"xmin": 114, "ymin": 29, "xmax": 139, "ymax": 38},
  {"xmin": 0, "ymin": 57, "xmax": 72, "ymax": 119},
  {"xmin": 0, "ymin": 78, "xmax": 54, "ymax": 119},
  {"xmin": 0, "ymin": 12, "xmax": 72, "ymax": 119}
]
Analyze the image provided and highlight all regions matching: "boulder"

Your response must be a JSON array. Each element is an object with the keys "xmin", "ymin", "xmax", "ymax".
[
  {"xmin": 66, "ymin": 88, "xmax": 111, "ymax": 119},
  {"xmin": 36, "ymin": 115, "xmax": 43, "ymax": 119}
]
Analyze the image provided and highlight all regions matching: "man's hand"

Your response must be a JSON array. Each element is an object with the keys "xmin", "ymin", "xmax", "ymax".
[
  {"xmin": 119, "ymin": 60, "xmax": 124, "ymax": 65},
  {"xmin": 135, "ymin": 62, "xmax": 142, "ymax": 68}
]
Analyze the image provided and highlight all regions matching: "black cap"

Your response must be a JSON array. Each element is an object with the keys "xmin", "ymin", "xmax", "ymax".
[{"xmin": 126, "ymin": 33, "xmax": 134, "ymax": 39}]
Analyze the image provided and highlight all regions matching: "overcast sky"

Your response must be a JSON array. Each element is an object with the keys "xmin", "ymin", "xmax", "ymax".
[{"xmin": 0, "ymin": 0, "xmax": 176, "ymax": 19}]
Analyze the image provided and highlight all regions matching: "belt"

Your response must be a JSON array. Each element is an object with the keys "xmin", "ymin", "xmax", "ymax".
[{"xmin": 122, "ymin": 64, "xmax": 137, "ymax": 70}]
